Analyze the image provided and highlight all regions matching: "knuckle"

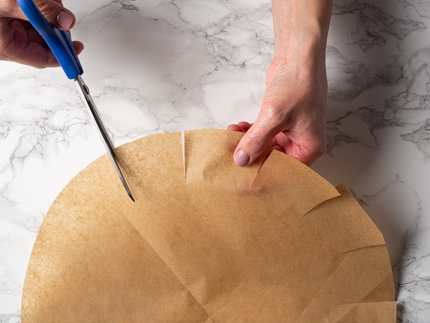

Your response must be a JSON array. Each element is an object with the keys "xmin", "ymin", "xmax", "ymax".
[
  {"xmin": 260, "ymin": 105, "xmax": 289, "ymax": 129},
  {"xmin": 244, "ymin": 135, "xmax": 265, "ymax": 153},
  {"xmin": 1, "ymin": 1, "xmax": 18, "ymax": 17},
  {"xmin": 268, "ymin": 104, "xmax": 288, "ymax": 120},
  {"xmin": 295, "ymin": 136, "xmax": 326, "ymax": 165},
  {"xmin": 37, "ymin": 2, "xmax": 59, "ymax": 22}
]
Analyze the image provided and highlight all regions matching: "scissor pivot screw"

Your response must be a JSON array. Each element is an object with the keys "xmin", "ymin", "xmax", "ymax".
[{"xmin": 84, "ymin": 85, "xmax": 90, "ymax": 95}]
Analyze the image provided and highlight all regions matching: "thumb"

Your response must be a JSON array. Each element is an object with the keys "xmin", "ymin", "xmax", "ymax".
[
  {"xmin": 233, "ymin": 113, "xmax": 283, "ymax": 167},
  {"xmin": 16, "ymin": 0, "xmax": 76, "ymax": 30}
]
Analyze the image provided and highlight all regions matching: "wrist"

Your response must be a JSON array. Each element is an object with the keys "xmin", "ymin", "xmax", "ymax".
[
  {"xmin": 273, "ymin": 33, "xmax": 326, "ymax": 65},
  {"xmin": 272, "ymin": 0, "xmax": 332, "ymax": 61}
]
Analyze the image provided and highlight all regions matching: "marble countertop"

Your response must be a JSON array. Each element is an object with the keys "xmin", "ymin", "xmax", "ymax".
[{"xmin": 1, "ymin": 0, "xmax": 429, "ymax": 321}]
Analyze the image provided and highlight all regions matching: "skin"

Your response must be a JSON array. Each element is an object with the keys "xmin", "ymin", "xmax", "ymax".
[
  {"xmin": 228, "ymin": 0, "xmax": 333, "ymax": 166},
  {"xmin": 0, "ymin": 0, "xmax": 332, "ymax": 167},
  {"xmin": 0, "ymin": 0, "xmax": 83, "ymax": 68}
]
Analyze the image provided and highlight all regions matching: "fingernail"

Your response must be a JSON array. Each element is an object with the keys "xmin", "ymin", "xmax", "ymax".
[
  {"xmin": 234, "ymin": 150, "xmax": 250, "ymax": 167},
  {"xmin": 57, "ymin": 11, "xmax": 74, "ymax": 29}
]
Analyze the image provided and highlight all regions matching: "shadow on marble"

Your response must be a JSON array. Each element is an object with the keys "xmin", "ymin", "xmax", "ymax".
[{"xmin": 315, "ymin": 1, "xmax": 428, "ymax": 308}]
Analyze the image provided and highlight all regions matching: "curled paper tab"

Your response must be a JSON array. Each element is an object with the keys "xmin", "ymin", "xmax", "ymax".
[{"xmin": 22, "ymin": 129, "xmax": 396, "ymax": 322}]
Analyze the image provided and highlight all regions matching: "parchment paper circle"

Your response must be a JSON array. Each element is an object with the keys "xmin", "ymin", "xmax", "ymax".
[{"xmin": 22, "ymin": 129, "xmax": 396, "ymax": 322}]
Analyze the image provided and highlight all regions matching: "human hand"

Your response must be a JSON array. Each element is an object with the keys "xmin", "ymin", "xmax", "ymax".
[
  {"xmin": 228, "ymin": 55, "xmax": 327, "ymax": 167},
  {"xmin": 0, "ymin": 0, "xmax": 83, "ymax": 68},
  {"xmin": 228, "ymin": 0, "xmax": 332, "ymax": 167}
]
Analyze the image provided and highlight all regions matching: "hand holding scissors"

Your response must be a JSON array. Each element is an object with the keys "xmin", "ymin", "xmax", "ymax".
[{"xmin": 8, "ymin": 0, "xmax": 135, "ymax": 201}]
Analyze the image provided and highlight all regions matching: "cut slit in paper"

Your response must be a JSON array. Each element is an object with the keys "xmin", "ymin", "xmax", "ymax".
[{"xmin": 22, "ymin": 129, "xmax": 396, "ymax": 322}]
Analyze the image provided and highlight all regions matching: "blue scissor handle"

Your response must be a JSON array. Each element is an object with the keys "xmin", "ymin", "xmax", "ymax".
[{"xmin": 16, "ymin": 0, "xmax": 84, "ymax": 79}]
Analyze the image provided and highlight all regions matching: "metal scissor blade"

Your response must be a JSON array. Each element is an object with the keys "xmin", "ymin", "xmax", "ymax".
[{"xmin": 75, "ymin": 75, "xmax": 135, "ymax": 202}]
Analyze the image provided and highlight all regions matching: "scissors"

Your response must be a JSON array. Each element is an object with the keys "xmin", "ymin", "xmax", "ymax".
[{"xmin": 17, "ymin": 0, "xmax": 135, "ymax": 202}]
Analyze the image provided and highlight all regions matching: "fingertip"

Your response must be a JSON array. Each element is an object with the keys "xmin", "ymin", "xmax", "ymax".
[
  {"xmin": 234, "ymin": 149, "xmax": 250, "ymax": 167},
  {"xmin": 234, "ymin": 120, "xmax": 281, "ymax": 167},
  {"xmin": 57, "ymin": 11, "xmax": 75, "ymax": 30},
  {"xmin": 227, "ymin": 124, "xmax": 245, "ymax": 132},
  {"xmin": 237, "ymin": 121, "xmax": 252, "ymax": 131},
  {"xmin": 73, "ymin": 41, "xmax": 84, "ymax": 55}
]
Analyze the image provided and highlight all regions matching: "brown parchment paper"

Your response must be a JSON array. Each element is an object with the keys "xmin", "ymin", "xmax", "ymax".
[{"xmin": 22, "ymin": 129, "xmax": 396, "ymax": 322}]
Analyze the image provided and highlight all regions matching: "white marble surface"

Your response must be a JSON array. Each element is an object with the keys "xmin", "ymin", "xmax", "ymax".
[{"xmin": 0, "ymin": 0, "xmax": 429, "ymax": 321}]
